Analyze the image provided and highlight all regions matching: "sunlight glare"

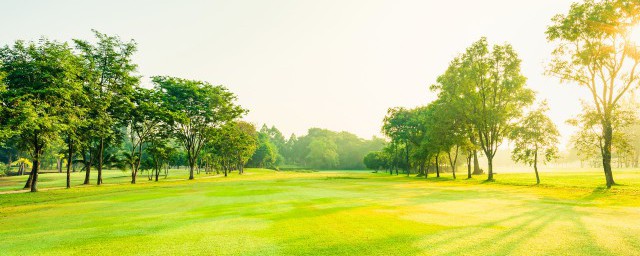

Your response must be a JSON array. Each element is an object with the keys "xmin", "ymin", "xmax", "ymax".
[{"xmin": 628, "ymin": 24, "xmax": 640, "ymax": 46}]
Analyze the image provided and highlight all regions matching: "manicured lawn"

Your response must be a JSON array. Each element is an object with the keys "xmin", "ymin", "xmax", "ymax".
[{"xmin": 1, "ymin": 169, "xmax": 639, "ymax": 255}]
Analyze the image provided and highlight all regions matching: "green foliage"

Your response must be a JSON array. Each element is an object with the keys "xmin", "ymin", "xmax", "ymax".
[
  {"xmin": 125, "ymin": 86, "xmax": 171, "ymax": 182},
  {"xmin": 568, "ymin": 101, "xmax": 636, "ymax": 163},
  {"xmin": 153, "ymin": 76, "xmax": 246, "ymax": 179},
  {"xmin": 511, "ymin": 104, "xmax": 560, "ymax": 165},
  {"xmin": 12, "ymin": 157, "xmax": 33, "ymax": 168},
  {"xmin": 0, "ymin": 38, "xmax": 83, "ymax": 190},
  {"xmin": 282, "ymin": 128, "xmax": 385, "ymax": 170},
  {"xmin": 208, "ymin": 121, "xmax": 258, "ymax": 173},
  {"xmin": 306, "ymin": 138, "xmax": 339, "ymax": 169},
  {"xmin": 431, "ymin": 37, "xmax": 534, "ymax": 180},
  {"xmin": 74, "ymin": 30, "xmax": 138, "ymax": 143},
  {"xmin": 510, "ymin": 103, "xmax": 560, "ymax": 183},
  {"xmin": 248, "ymin": 132, "xmax": 279, "ymax": 169},
  {"xmin": 363, "ymin": 151, "xmax": 388, "ymax": 171}
]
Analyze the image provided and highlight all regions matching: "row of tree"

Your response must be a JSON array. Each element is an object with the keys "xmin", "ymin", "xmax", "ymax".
[
  {"xmin": 0, "ymin": 28, "xmax": 385, "ymax": 193},
  {"xmin": 0, "ymin": 31, "xmax": 252, "ymax": 192},
  {"xmin": 368, "ymin": 38, "xmax": 559, "ymax": 184},
  {"xmin": 367, "ymin": 0, "xmax": 640, "ymax": 188}
]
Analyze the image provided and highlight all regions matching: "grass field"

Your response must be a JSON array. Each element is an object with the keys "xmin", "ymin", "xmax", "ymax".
[{"xmin": 1, "ymin": 169, "xmax": 640, "ymax": 255}]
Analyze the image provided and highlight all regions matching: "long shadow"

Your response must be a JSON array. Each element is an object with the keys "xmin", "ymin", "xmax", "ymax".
[
  {"xmin": 564, "ymin": 209, "xmax": 613, "ymax": 255},
  {"xmin": 418, "ymin": 203, "xmax": 572, "ymax": 255},
  {"xmin": 424, "ymin": 206, "xmax": 556, "ymax": 254},
  {"xmin": 407, "ymin": 203, "xmax": 549, "ymax": 249},
  {"xmin": 415, "ymin": 198, "xmax": 617, "ymax": 255}
]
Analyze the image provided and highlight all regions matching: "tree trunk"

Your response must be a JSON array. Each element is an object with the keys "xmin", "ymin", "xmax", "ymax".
[
  {"xmin": 67, "ymin": 137, "xmax": 73, "ymax": 189},
  {"xmin": 435, "ymin": 153, "xmax": 440, "ymax": 178},
  {"xmin": 97, "ymin": 137, "xmax": 104, "ymax": 185},
  {"xmin": 131, "ymin": 167, "xmax": 137, "ymax": 184},
  {"xmin": 394, "ymin": 142, "xmax": 399, "ymax": 176},
  {"xmin": 133, "ymin": 142, "xmax": 143, "ymax": 184},
  {"xmin": 189, "ymin": 163, "xmax": 195, "ymax": 179},
  {"xmin": 83, "ymin": 150, "xmax": 91, "ymax": 185},
  {"xmin": 188, "ymin": 150, "xmax": 195, "ymax": 180},
  {"xmin": 30, "ymin": 158, "xmax": 39, "ymax": 192},
  {"xmin": 467, "ymin": 153, "xmax": 472, "ymax": 179},
  {"xmin": 23, "ymin": 163, "xmax": 35, "ymax": 189},
  {"xmin": 405, "ymin": 142, "xmax": 410, "ymax": 176},
  {"xmin": 7, "ymin": 154, "xmax": 12, "ymax": 174},
  {"xmin": 425, "ymin": 165, "xmax": 429, "ymax": 178},
  {"xmin": 448, "ymin": 146, "xmax": 459, "ymax": 179},
  {"xmin": 534, "ymin": 149, "xmax": 540, "ymax": 185},
  {"xmin": 487, "ymin": 155, "xmax": 494, "ymax": 181},
  {"xmin": 472, "ymin": 150, "xmax": 482, "ymax": 174},
  {"xmin": 602, "ymin": 119, "xmax": 615, "ymax": 188}
]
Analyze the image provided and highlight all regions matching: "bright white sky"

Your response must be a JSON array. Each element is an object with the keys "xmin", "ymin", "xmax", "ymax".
[{"xmin": 2, "ymin": 0, "xmax": 587, "ymax": 148}]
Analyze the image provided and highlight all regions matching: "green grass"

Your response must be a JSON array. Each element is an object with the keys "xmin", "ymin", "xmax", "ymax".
[{"xmin": 1, "ymin": 168, "xmax": 640, "ymax": 255}]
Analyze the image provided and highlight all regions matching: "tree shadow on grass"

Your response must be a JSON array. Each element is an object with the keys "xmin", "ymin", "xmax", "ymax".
[{"xmin": 415, "ymin": 202, "xmax": 613, "ymax": 255}]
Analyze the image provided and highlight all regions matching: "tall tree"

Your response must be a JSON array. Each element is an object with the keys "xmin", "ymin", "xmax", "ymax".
[
  {"xmin": 437, "ymin": 38, "xmax": 534, "ymax": 181},
  {"xmin": 209, "ymin": 121, "xmax": 257, "ymax": 176},
  {"xmin": 382, "ymin": 107, "xmax": 418, "ymax": 176},
  {"xmin": 431, "ymin": 60, "xmax": 481, "ymax": 178},
  {"xmin": 155, "ymin": 76, "xmax": 245, "ymax": 180},
  {"xmin": 509, "ymin": 103, "xmax": 560, "ymax": 184},
  {"xmin": 145, "ymin": 131, "xmax": 176, "ymax": 182},
  {"xmin": 74, "ymin": 30, "xmax": 138, "ymax": 185},
  {"xmin": 0, "ymin": 39, "xmax": 82, "ymax": 192},
  {"xmin": 547, "ymin": 0, "xmax": 640, "ymax": 188},
  {"xmin": 127, "ymin": 87, "xmax": 168, "ymax": 184}
]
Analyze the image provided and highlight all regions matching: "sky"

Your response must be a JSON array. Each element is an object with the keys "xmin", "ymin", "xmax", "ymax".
[{"xmin": 1, "ymin": 0, "xmax": 587, "ymax": 148}]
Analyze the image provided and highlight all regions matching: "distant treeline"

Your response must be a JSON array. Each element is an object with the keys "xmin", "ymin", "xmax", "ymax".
[{"xmin": 247, "ymin": 125, "xmax": 385, "ymax": 170}]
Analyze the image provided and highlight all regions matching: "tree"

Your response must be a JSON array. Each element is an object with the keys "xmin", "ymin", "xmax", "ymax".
[
  {"xmin": 155, "ymin": 76, "xmax": 245, "ymax": 180},
  {"xmin": 145, "ymin": 135, "xmax": 175, "ymax": 181},
  {"xmin": 283, "ymin": 128, "xmax": 384, "ymax": 170},
  {"xmin": 509, "ymin": 103, "xmax": 560, "ymax": 184},
  {"xmin": 248, "ymin": 132, "xmax": 279, "ymax": 169},
  {"xmin": 74, "ymin": 30, "xmax": 138, "ymax": 185},
  {"xmin": 431, "ymin": 61, "xmax": 482, "ymax": 178},
  {"xmin": 382, "ymin": 107, "xmax": 419, "ymax": 176},
  {"xmin": 233, "ymin": 121, "xmax": 259, "ymax": 174},
  {"xmin": 427, "ymin": 100, "xmax": 469, "ymax": 179},
  {"xmin": 306, "ymin": 138, "xmax": 339, "ymax": 169},
  {"xmin": 434, "ymin": 38, "xmax": 534, "ymax": 181},
  {"xmin": 209, "ymin": 121, "xmax": 257, "ymax": 176},
  {"xmin": 568, "ymin": 101, "xmax": 636, "ymax": 169},
  {"xmin": 0, "ymin": 70, "xmax": 11, "ymax": 143},
  {"xmin": 0, "ymin": 39, "xmax": 82, "ymax": 192},
  {"xmin": 363, "ymin": 151, "xmax": 387, "ymax": 172},
  {"xmin": 126, "ymin": 87, "xmax": 168, "ymax": 184},
  {"xmin": 12, "ymin": 158, "xmax": 32, "ymax": 176},
  {"xmin": 260, "ymin": 124, "xmax": 286, "ymax": 164},
  {"xmin": 547, "ymin": 0, "xmax": 640, "ymax": 188}
]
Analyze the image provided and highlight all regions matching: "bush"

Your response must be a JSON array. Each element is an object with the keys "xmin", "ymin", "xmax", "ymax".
[{"xmin": 0, "ymin": 163, "xmax": 7, "ymax": 177}]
